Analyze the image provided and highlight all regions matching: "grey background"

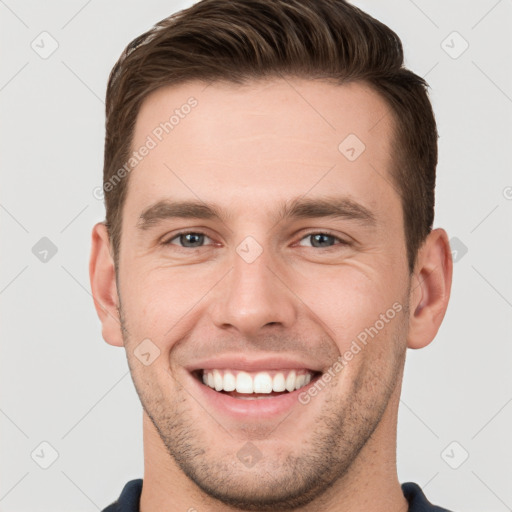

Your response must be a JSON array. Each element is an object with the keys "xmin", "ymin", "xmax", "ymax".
[{"xmin": 1, "ymin": 0, "xmax": 511, "ymax": 510}]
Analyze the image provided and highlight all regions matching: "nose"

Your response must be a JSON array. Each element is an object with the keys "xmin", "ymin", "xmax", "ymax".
[{"xmin": 209, "ymin": 244, "xmax": 298, "ymax": 338}]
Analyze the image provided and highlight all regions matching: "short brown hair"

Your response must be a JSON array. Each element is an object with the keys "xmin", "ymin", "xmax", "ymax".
[{"xmin": 103, "ymin": 0, "xmax": 438, "ymax": 273}]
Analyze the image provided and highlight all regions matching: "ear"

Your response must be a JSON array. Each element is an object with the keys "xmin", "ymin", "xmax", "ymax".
[
  {"xmin": 89, "ymin": 222, "xmax": 124, "ymax": 347},
  {"xmin": 407, "ymin": 228, "xmax": 453, "ymax": 349}
]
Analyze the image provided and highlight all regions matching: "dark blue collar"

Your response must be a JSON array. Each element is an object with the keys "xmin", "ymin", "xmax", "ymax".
[{"xmin": 102, "ymin": 479, "xmax": 453, "ymax": 511}]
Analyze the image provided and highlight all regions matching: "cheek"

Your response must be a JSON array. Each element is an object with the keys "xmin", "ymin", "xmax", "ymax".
[
  {"xmin": 292, "ymin": 265, "xmax": 402, "ymax": 351},
  {"xmin": 119, "ymin": 265, "xmax": 219, "ymax": 343},
  {"xmin": 119, "ymin": 252, "xmax": 406, "ymax": 360}
]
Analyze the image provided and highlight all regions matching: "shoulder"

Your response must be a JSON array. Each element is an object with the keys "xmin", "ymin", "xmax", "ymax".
[
  {"xmin": 402, "ymin": 482, "xmax": 455, "ymax": 512},
  {"xmin": 101, "ymin": 479, "xmax": 143, "ymax": 512}
]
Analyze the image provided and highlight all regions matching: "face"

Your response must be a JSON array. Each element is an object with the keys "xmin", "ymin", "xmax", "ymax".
[{"xmin": 114, "ymin": 78, "xmax": 412, "ymax": 509}]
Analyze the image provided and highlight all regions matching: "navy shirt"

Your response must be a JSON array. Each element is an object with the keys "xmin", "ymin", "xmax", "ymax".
[{"xmin": 102, "ymin": 479, "xmax": 453, "ymax": 511}]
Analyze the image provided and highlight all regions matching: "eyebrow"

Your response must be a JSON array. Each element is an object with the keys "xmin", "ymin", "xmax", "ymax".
[{"xmin": 137, "ymin": 196, "xmax": 377, "ymax": 230}]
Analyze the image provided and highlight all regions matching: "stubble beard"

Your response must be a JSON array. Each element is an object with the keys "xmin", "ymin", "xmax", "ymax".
[{"xmin": 119, "ymin": 303, "xmax": 408, "ymax": 511}]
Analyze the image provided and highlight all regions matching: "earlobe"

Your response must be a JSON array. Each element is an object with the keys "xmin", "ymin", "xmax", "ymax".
[
  {"xmin": 407, "ymin": 228, "xmax": 453, "ymax": 349},
  {"xmin": 89, "ymin": 222, "xmax": 124, "ymax": 347}
]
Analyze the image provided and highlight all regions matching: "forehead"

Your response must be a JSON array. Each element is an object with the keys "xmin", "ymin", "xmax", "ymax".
[
  {"xmin": 125, "ymin": 78, "xmax": 399, "ymax": 226},
  {"xmin": 134, "ymin": 78, "xmax": 394, "ymax": 152}
]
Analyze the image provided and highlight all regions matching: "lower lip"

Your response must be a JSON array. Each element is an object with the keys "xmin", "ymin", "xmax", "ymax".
[{"xmin": 189, "ymin": 371, "xmax": 321, "ymax": 419}]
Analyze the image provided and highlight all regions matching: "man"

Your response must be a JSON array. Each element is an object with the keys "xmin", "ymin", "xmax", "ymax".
[{"xmin": 90, "ymin": 0, "xmax": 454, "ymax": 510}]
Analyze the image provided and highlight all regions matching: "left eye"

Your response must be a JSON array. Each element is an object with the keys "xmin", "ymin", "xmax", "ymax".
[{"xmin": 298, "ymin": 233, "xmax": 344, "ymax": 248}]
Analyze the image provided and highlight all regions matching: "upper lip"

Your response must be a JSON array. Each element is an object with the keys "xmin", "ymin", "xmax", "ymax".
[{"xmin": 186, "ymin": 354, "xmax": 324, "ymax": 373}]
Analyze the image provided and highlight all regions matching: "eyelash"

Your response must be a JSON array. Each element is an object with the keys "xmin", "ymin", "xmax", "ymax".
[{"xmin": 162, "ymin": 230, "xmax": 349, "ymax": 249}]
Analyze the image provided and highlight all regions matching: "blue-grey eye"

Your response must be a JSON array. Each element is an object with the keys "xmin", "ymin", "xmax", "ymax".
[
  {"xmin": 300, "ymin": 233, "xmax": 340, "ymax": 248},
  {"xmin": 167, "ymin": 232, "xmax": 211, "ymax": 248}
]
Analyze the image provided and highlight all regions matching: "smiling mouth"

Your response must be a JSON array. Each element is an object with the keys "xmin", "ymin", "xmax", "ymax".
[{"xmin": 192, "ymin": 368, "xmax": 322, "ymax": 399}]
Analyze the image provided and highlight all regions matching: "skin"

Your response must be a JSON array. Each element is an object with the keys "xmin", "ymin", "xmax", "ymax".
[{"xmin": 90, "ymin": 78, "xmax": 452, "ymax": 512}]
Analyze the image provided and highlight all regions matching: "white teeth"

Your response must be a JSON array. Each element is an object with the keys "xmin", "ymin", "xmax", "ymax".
[
  {"xmin": 295, "ymin": 373, "xmax": 305, "ymax": 390},
  {"xmin": 199, "ymin": 368, "xmax": 316, "ymax": 394},
  {"xmin": 285, "ymin": 370, "xmax": 296, "ymax": 392},
  {"xmin": 236, "ymin": 371, "xmax": 253, "ymax": 393},
  {"xmin": 272, "ymin": 373, "xmax": 286, "ymax": 392},
  {"xmin": 213, "ymin": 369, "xmax": 223, "ymax": 392},
  {"xmin": 223, "ymin": 371, "xmax": 236, "ymax": 392},
  {"xmin": 253, "ymin": 372, "xmax": 273, "ymax": 393}
]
